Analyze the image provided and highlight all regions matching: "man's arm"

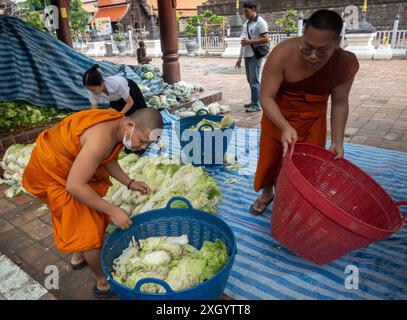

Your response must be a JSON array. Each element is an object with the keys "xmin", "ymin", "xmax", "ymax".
[
  {"xmin": 330, "ymin": 78, "xmax": 354, "ymax": 159},
  {"xmin": 242, "ymin": 34, "xmax": 269, "ymax": 46},
  {"xmin": 104, "ymin": 159, "xmax": 150, "ymax": 195},
  {"xmin": 66, "ymin": 140, "xmax": 116, "ymax": 215},
  {"xmin": 260, "ymin": 46, "xmax": 298, "ymax": 156},
  {"xmin": 66, "ymin": 137, "xmax": 132, "ymax": 229},
  {"xmin": 89, "ymin": 93, "xmax": 98, "ymax": 109},
  {"xmin": 104, "ymin": 159, "xmax": 132, "ymax": 187}
]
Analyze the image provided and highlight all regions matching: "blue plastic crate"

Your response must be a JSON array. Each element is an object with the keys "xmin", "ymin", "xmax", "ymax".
[{"xmin": 174, "ymin": 109, "xmax": 235, "ymax": 167}]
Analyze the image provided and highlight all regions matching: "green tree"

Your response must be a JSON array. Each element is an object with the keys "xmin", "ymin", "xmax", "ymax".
[
  {"xmin": 184, "ymin": 10, "xmax": 224, "ymax": 39},
  {"xmin": 24, "ymin": 11, "xmax": 45, "ymax": 29},
  {"xmin": 22, "ymin": 0, "xmax": 89, "ymax": 34},
  {"xmin": 24, "ymin": 0, "xmax": 50, "ymax": 11},
  {"xmin": 70, "ymin": 0, "xmax": 89, "ymax": 33},
  {"xmin": 275, "ymin": 9, "xmax": 298, "ymax": 34}
]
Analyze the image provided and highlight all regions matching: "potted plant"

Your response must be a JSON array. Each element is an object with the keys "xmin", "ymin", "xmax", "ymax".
[
  {"xmin": 184, "ymin": 36, "xmax": 197, "ymax": 57},
  {"xmin": 114, "ymin": 23, "xmax": 127, "ymax": 55},
  {"xmin": 184, "ymin": 17, "xmax": 198, "ymax": 56}
]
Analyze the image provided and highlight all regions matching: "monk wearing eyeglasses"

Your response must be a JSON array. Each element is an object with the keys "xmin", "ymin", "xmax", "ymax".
[{"xmin": 251, "ymin": 9, "xmax": 359, "ymax": 215}]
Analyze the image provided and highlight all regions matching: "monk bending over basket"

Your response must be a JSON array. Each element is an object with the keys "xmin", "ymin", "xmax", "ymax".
[
  {"xmin": 22, "ymin": 108, "xmax": 163, "ymax": 298},
  {"xmin": 251, "ymin": 9, "xmax": 359, "ymax": 215}
]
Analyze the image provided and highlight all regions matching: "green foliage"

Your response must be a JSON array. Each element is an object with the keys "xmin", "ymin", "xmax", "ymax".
[
  {"xmin": 0, "ymin": 102, "xmax": 70, "ymax": 134},
  {"xmin": 70, "ymin": 0, "xmax": 89, "ymax": 33},
  {"xmin": 24, "ymin": 11, "xmax": 45, "ymax": 29},
  {"xmin": 184, "ymin": 10, "xmax": 224, "ymax": 39},
  {"xmin": 114, "ymin": 32, "xmax": 126, "ymax": 42},
  {"xmin": 275, "ymin": 9, "xmax": 298, "ymax": 34},
  {"xmin": 23, "ymin": 0, "xmax": 50, "ymax": 11},
  {"xmin": 114, "ymin": 22, "xmax": 126, "ymax": 41}
]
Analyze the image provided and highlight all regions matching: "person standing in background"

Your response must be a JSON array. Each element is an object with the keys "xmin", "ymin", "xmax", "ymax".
[{"xmin": 235, "ymin": 1, "xmax": 270, "ymax": 113}]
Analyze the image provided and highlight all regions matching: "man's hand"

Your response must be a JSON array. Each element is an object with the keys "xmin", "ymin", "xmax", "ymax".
[
  {"xmin": 241, "ymin": 39, "xmax": 252, "ymax": 46},
  {"xmin": 281, "ymin": 125, "xmax": 298, "ymax": 158},
  {"xmin": 329, "ymin": 142, "xmax": 344, "ymax": 160},
  {"xmin": 110, "ymin": 207, "xmax": 132, "ymax": 230},
  {"xmin": 235, "ymin": 57, "xmax": 242, "ymax": 69},
  {"xmin": 129, "ymin": 180, "xmax": 150, "ymax": 195}
]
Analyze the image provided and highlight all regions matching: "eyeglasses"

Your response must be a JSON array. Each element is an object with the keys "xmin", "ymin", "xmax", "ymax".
[{"xmin": 300, "ymin": 41, "xmax": 330, "ymax": 59}]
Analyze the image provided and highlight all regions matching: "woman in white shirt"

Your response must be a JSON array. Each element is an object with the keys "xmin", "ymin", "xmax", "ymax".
[{"xmin": 82, "ymin": 64, "xmax": 147, "ymax": 116}]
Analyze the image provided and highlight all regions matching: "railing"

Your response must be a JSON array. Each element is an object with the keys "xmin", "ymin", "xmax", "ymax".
[
  {"xmin": 201, "ymin": 36, "xmax": 226, "ymax": 52},
  {"xmin": 375, "ymin": 30, "xmax": 407, "ymax": 49},
  {"xmin": 178, "ymin": 36, "xmax": 226, "ymax": 53},
  {"xmin": 268, "ymin": 33, "xmax": 292, "ymax": 46}
]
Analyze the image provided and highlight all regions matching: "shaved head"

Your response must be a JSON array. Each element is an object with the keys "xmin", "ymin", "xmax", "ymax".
[{"xmin": 128, "ymin": 108, "xmax": 164, "ymax": 132}]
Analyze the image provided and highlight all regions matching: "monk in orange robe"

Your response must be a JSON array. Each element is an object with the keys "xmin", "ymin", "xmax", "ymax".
[
  {"xmin": 22, "ymin": 108, "xmax": 163, "ymax": 298},
  {"xmin": 251, "ymin": 9, "xmax": 359, "ymax": 215}
]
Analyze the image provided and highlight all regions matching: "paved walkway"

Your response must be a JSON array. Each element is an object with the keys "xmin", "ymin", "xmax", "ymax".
[
  {"xmin": 0, "ymin": 57, "xmax": 406, "ymax": 300},
  {"xmin": 0, "ymin": 252, "xmax": 55, "ymax": 300},
  {"xmin": 97, "ymin": 56, "xmax": 407, "ymax": 151}
]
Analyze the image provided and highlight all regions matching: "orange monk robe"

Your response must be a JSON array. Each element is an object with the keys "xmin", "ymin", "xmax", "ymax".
[
  {"xmin": 254, "ymin": 48, "xmax": 359, "ymax": 192},
  {"xmin": 22, "ymin": 110, "xmax": 124, "ymax": 253}
]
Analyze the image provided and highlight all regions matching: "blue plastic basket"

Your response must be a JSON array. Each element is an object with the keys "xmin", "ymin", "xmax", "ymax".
[
  {"xmin": 100, "ymin": 197, "xmax": 237, "ymax": 300},
  {"xmin": 174, "ymin": 109, "xmax": 235, "ymax": 167}
]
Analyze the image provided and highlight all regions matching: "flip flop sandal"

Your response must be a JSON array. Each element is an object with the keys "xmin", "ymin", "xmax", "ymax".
[
  {"xmin": 245, "ymin": 106, "xmax": 261, "ymax": 113},
  {"xmin": 93, "ymin": 285, "xmax": 116, "ymax": 299},
  {"xmin": 249, "ymin": 195, "xmax": 274, "ymax": 216},
  {"xmin": 70, "ymin": 260, "xmax": 88, "ymax": 271}
]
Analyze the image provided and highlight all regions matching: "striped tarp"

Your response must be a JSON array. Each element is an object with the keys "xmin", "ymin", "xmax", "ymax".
[
  {"xmin": 151, "ymin": 125, "xmax": 407, "ymax": 300},
  {"xmin": 0, "ymin": 16, "xmax": 166, "ymax": 110}
]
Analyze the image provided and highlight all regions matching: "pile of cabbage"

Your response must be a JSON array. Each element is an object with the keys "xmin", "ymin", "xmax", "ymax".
[
  {"xmin": 0, "ymin": 144, "xmax": 34, "ymax": 197},
  {"xmin": 105, "ymin": 153, "xmax": 221, "ymax": 215},
  {"xmin": 174, "ymin": 101, "xmax": 231, "ymax": 119},
  {"xmin": 147, "ymin": 81, "xmax": 205, "ymax": 111},
  {"xmin": 111, "ymin": 235, "xmax": 229, "ymax": 293},
  {"xmin": 131, "ymin": 64, "xmax": 206, "ymax": 110},
  {"xmin": 190, "ymin": 115, "xmax": 235, "ymax": 131},
  {"xmin": 0, "ymin": 101, "xmax": 70, "ymax": 134},
  {"xmin": 0, "ymin": 144, "xmax": 221, "ymax": 214}
]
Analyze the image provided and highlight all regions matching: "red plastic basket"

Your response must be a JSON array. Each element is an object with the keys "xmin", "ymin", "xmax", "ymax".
[{"xmin": 271, "ymin": 143, "xmax": 407, "ymax": 265}]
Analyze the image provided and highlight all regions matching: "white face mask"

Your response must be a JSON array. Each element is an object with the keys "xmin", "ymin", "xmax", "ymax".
[{"xmin": 123, "ymin": 126, "xmax": 134, "ymax": 150}]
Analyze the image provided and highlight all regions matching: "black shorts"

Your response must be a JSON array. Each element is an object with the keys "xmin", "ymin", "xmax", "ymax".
[{"xmin": 109, "ymin": 79, "xmax": 147, "ymax": 116}]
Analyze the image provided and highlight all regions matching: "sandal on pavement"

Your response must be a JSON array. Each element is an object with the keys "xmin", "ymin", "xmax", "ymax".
[
  {"xmin": 93, "ymin": 285, "xmax": 116, "ymax": 299},
  {"xmin": 70, "ymin": 260, "xmax": 88, "ymax": 271},
  {"xmin": 250, "ymin": 195, "xmax": 274, "ymax": 216},
  {"xmin": 245, "ymin": 106, "xmax": 261, "ymax": 113}
]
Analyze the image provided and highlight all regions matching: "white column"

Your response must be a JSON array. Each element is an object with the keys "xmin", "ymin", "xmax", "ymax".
[
  {"xmin": 391, "ymin": 15, "xmax": 400, "ymax": 49},
  {"xmin": 340, "ymin": 20, "xmax": 346, "ymax": 48},
  {"xmin": 297, "ymin": 12, "xmax": 304, "ymax": 37},
  {"xmin": 128, "ymin": 30, "xmax": 135, "ymax": 56},
  {"xmin": 197, "ymin": 25, "xmax": 202, "ymax": 51}
]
